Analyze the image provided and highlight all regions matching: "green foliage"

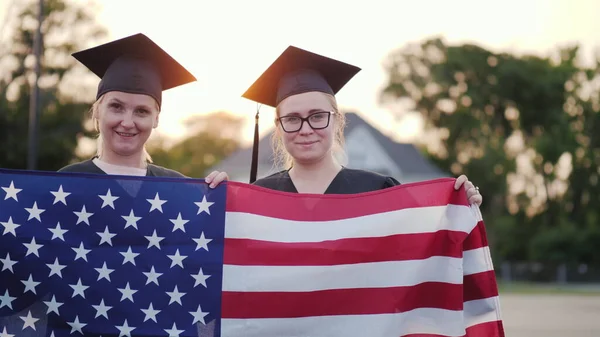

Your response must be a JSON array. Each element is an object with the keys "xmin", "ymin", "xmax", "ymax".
[
  {"xmin": 488, "ymin": 213, "xmax": 533, "ymax": 262},
  {"xmin": 0, "ymin": 0, "xmax": 106, "ymax": 171},
  {"xmin": 148, "ymin": 111, "xmax": 244, "ymax": 178},
  {"xmin": 381, "ymin": 37, "xmax": 600, "ymax": 263},
  {"xmin": 529, "ymin": 218, "xmax": 582, "ymax": 263}
]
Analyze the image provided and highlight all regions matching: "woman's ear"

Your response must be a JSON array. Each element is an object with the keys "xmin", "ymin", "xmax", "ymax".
[
  {"xmin": 153, "ymin": 113, "xmax": 160, "ymax": 129},
  {"xmin": 274, "ymin": 122, "xmax": 283, "ymax": 136}
]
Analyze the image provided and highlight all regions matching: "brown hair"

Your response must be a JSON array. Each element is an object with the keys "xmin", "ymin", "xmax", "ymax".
[
  {"xmin": 271, "ymin": 92, "xmax": 347, "ymax": 169},
  {"xmin": 91, "ymin": 94, "xmax": 154, "ymax": 165}
]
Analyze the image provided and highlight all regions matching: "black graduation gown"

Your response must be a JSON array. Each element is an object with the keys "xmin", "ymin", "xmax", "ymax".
[
  {"xmin": 252, "ymin": 167, "xmax": 400, "ymax": 194},
  {"xmin": 58, "ymin": 159, "xmax": 185, "ymax": 178}
]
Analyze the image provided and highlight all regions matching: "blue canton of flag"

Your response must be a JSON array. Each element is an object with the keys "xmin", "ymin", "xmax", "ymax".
[{"xmin": 0, "ymin": 169, "xmax": 226, "ymax": 337}]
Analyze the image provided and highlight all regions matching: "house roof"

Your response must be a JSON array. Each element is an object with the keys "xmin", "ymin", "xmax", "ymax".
[
  {"xmin": 343, "ymin": 113, "xmax": 448, "ymax": 177},
  {"xmin": 211, "ymin": 112, "xmax": 448, "ymax": 178}
]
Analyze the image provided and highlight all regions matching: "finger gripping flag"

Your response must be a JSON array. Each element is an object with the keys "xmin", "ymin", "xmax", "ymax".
[{"xmin": 0, "ymin": 169, "xmax": 504, "ymax": 337}]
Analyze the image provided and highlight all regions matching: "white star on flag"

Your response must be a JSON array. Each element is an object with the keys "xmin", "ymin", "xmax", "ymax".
[
  {"xmin": 143, "ymin": 266, "xmax": 162, "ymax": 286},
  {"xmin": 120, "ymin": 246, "xmax": 139, "ymax": 266},
  {"xmin": 118, "ymin": 282, "xmax": 137, "ymax": 302},
  {"xmin": 24, "ymin": 202, "xmax": 45, "ymax": 222},
  {"xmin": 96, "ymin": 226, "xmax": 117, "ymax": 246},
  {"xmin": 147, "ymin": 192, "xmax": 167, "ymax": 213},
  {"xmin": 69, "ymin": 278, "xmax": 89, "ymax": 298},
  {"xmin": 92, "ymin": 299, "xmax": 111, "ymax": 319},
  {"xmin": 72, "ymin": 242, "xmax": 91, "ymax": 261},
  {"xmin": 1, "ymin": 181, "xmax": 21, "ymax": 201},
  {"xmin": 74, "ymin": 205, "xmax": 93, "ymax": 225},
  {"xmin": 48, "ymin": 222, "xmax": 67, "ymax": 241},
  {"xmin": 99, "ymin": 188, "xmax": 119, "ymax": 208},
  {"xmin": 95, "ymin": 262, "xmax": 114, "ymax": 282},
  {"xmin": 0, "ymin": 326, "xmax": 14, "ymax": 337},
  {"xmin": 194, "ymin": 195, "xmax": 214, "ymax": 215},
  {"xmin": 191, "ymin": 268, "xmax": 211, "ymax": 288},
  {"xmin": 50, "ymin": 185, "xmax": 71, "ymax": 205},
  {"xmin": 166, "ymin": 285, "xmax": 185, "ymax": 305},
  {"xmin": 0, "ymin": 290, "xmax": 15, "ymax": 309},
  {"xmin": 43, "ymin": 295, "xmax": 63, "ymax": 315},
  {"xmin": 144, "ymin": 229, "xmax": 164, "ymax": 249},
  {"xmin": 116, "ymin": 319, "xmax": 136, "ymax": 337},
  {"xmin": 193, "ymin": 232, "xmax": 212, "ymax": 251},
  {"xmin": 0, "ymin": 217, "xmax": 20, "ymax": 237},
  {"xmin": 169, "ymin": 213, "xmax": 189, "ymax": 233},
  {"xmin": 46, "ymin": 257, "xmax": 66, "ymax": 277},
  {"xmin": 122, "ymin": 209, "xmax": 141, "ymax": 229},
  {"xmin": 141, "ymin": 303, "xmax": 160, "ymax": 322},
  {"xmin": 21, "ymin": 274, "xmax": 40, "ymax": 294},
  {"xmin": 0, "ymin": 253, "xmax": 17, "ymax": 272},
  {"xmin": 167, "ymin": 249, "xmax": 187, "ymax": 268},
  {"xmin": 67, "ymin": 316, "xmax": 86, "ymax": 334},
  {"xmin": 23, "ymin": 237, "xmax": 43, "ymax": 257},
  {"xmin": 189, "ymin": 304, "xmax": 209, "ymax": 325},
  {"xmin": 19, "ymin": 310, "xmax": 39, "ymax": 330},
  {"xmin": 164, "ymin": 323, "xmax": 184, "ymax": 337}
]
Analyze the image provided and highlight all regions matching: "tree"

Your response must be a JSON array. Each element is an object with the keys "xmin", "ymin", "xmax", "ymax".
[
  {"xmin": 0, "ymin": 0, "xmax": 107, "ymax": 171},
  {"xmin": 147, "ymin": 111, "xmax": 245, "ymax": 177},
  {"xmin": 380, "ymin": 37, "xmax": 600, "ymax": 263}
]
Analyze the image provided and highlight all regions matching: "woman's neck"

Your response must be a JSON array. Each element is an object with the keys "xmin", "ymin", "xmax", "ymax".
[
  {"xmin": 288, "ymin": 155, "xmax": 342, "ymax": 194},
  {"xmin": 98, "ymin": 149, "xmax": 146, "ymax": 169}
]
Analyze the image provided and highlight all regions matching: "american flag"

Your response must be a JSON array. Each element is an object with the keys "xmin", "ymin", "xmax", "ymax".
[
  {"xmin": 0, "ymin": 169, "xmax": 505, "ymax": 337},
  {"xmin": 0, "ymin": 169, "xmax": 225, "ymax": 337}
]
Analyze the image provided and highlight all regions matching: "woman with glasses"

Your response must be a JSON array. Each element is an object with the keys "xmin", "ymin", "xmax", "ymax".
[{"xmin": 241, "ymin": 46, "xmax": 482, "ymax": 203}]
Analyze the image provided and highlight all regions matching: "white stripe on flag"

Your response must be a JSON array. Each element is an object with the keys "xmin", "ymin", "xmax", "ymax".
[
  {"xmin": 464, "ymin": 296, "xmax": 502, "ymax": 328},
  {"xmin": 220, "ymin": 305, "xmax": 477, "ymax": 337},
  {"xmin": 225, "ymin": 204, "xmax": 477, "ymax": 242},
  {"xmin": 223, "ymin": 254, "xmax": 495, "ymax": 292},
  {"xmin": 463, "ymin": 247, "xmax": 493, "ymax": 276}
]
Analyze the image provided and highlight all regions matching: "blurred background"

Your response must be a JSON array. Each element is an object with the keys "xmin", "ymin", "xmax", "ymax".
[{"xmin": 1, "ymin": 0, "xmax": 599, "ymax": 335}]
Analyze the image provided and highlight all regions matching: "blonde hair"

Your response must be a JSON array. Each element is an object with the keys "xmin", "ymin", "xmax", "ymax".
[
  {"xmin": 91, "ymin": 94, "xmax": 153, "ymax": 165},
  {"xmin": 272, "ymin": 92, "xmax": 347, "ymax": 169}
]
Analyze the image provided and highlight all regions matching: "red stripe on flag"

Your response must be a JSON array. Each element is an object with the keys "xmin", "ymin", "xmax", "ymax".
[
  {"xmin": 221, "ymin": 282, "xmax": 463, "ymax": 319},
  {"xmin": 224, "ymin": 230, "xmax": 468, "ymax": 266},
  {"xmin": 463, "ymin": 221, "xmax": 487, "ymax": 251},
  {"xmin": 463, "ymin": 270, "xmax": 499, "ymax": 302},
  {"xmin": 226, "ymin": 179, "xmax": 469, "ymax": 220},
  {"xmin": 465, "ymin": 320, "xmax": 505, "ymax": 337}
]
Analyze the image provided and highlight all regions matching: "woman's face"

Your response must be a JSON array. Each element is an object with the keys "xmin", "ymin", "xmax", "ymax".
[
  {"xmin": 95, "ymin": 91, "xmax": 159, "ymax": 158},
  {"xmin": 277, "ymin": 91, "xmax": 336, "ymax": 165}
]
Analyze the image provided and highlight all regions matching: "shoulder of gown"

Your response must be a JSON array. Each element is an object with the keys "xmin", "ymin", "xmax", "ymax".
[
  {"xmin": 325, "ymin": 167, "xmax": 401, "ymax": 194},
  {"xmin": 146, "ymin": 164, "xmax": 186, "ymax": 178},
  {"xmin": 252, "ymin": 167, "xmax": 401, "ymax": 194},
  {"xmin": 57, "ymin": 159, "xmax": 105, "ymax": 175},
  {"xmin": 58, "ymin": 159, "xmax": 185, "ymax": 178},
  {"xmin": 251, "ymin": 170, "xmax": 296, "ymax": 192}
]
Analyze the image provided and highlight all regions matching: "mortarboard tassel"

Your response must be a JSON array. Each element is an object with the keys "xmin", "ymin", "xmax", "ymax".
[{"xmin": 249, "ymin": 105, "xmax": 260, "ymax": 183}]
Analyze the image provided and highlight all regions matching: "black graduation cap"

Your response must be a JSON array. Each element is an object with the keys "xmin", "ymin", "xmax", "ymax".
[
  {"xmin": 242, "ymin": 46, "xmax": 361, "ymax": 108},
  {"xmin": 72, "ymin": 33, "xmax": 196, "ymax": 109},
  {"xmin": 242, "ymin": 46, "xmax": 361, "ymax": 183}
]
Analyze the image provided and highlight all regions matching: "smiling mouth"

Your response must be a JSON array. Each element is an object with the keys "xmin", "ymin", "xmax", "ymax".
[{"xmin": 116, "ymin": 131, "xmax": 137, "ymax": 137}]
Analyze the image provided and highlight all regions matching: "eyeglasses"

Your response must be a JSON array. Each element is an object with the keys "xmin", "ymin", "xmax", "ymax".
[{"xmin": 277, "ymin": 111, "xmax": 333, "ymax": 133}]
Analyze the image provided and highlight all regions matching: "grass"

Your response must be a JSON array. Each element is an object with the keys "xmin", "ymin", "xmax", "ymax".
[{"xmin": 498, "ymin": 281, "xmax": 600, "ymax": 295}]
